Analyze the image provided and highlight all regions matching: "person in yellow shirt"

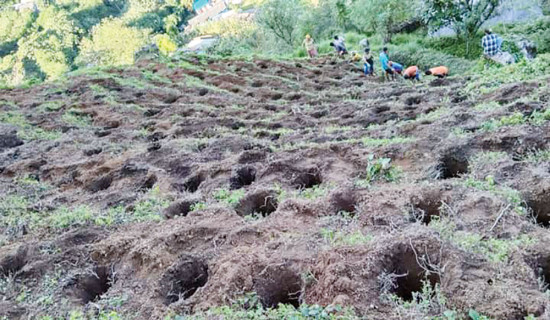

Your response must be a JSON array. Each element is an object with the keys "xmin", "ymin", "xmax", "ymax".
[
  {"xmin": 303, "ymin": 34, "xmax": 318, "ymax": 59},
  {"xmin": 349, "ymin": 51, "xmax": 362, "ymax": 63}
]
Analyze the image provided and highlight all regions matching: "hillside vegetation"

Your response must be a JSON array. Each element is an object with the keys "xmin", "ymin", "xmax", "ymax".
[
  {"xmin": 0, "ymin": 0, "xmax": 192, "ymax": 85},
  {"xmin": 1, "ymin": 0, "xmax": 550, "ymax": 320},
  {"xmin": 1, "ymin": 0, "xmax": 550, "ymax": 86}
]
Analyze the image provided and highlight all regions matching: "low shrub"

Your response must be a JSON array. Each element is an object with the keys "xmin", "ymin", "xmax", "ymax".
[{"xmin": 388, "ymin": 42, "xmax": 475, "ymax": 75}]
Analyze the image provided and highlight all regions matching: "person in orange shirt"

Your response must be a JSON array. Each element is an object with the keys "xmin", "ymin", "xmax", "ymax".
[
  {"xmin": 425, "ymin": 66, "xmax": 449, "ymax": 78},
  {"xmin": 403, "ymin": 66, "xmax": 420, "ymax": 81}
]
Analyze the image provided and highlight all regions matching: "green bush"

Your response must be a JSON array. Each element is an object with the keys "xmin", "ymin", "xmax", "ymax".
[
  {"xmin": 195, "ymin": 17, "xmax": 257, "ymax": 38},
  {"xmin": 493, "ymin": 17, "xmax": 550, "ymax": 54},
  {"xmin": 77, "ymin": 18, "xmax": 150, "ymax": 66},
  {"xmin": 156, "ymin": 34, "xmax": 177, "ymax": 56},
  {"xmin": 349, "ymin": 0, "xmax": 418, "ymax": 43},
  {"xmin": 423, "ymin": 35, "xmax": 483, "ymax": 59},
  {"xmin": 466, "ymin": 53, "xmax": 550, "ymax": 94},
  {"xmin": 388, "ymin": 42, "xmax": 475, "ymax": 75}
]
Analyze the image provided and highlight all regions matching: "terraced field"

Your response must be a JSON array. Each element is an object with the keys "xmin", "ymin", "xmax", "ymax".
[{"xmin": 1, "ymin": 55, "xmax": 549, "ymax": 319}]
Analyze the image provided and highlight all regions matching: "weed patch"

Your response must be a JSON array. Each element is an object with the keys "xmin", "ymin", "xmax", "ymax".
[
  {"xmin": 62, "ymin": 110, "xmax": 92, "ymax": 127},
  {"xmin": 178, "ymin": 293, "xmax": 360, "ymax": 320},
  {"xmin": 0, "ymin": 111, "xmax": 60, "ymax": 141},
  {"xmin": 356, "ymin": 155, "xmax": 401, "ymax": 187},
  {"xmin": 461, "ymin": 177, "xmax": 526, "ymax": 215},
  {"xmin": 320, "ymin": 228, "xmax": 372, "ymax": 247},
  {"xmin": 430, "ymin": 216, "xmax": 535, "ymax": 263}
]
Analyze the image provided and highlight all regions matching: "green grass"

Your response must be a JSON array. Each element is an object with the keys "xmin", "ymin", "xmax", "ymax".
[
  {"xmin": 413, "ymin": 107, "xmax": 451, "ymax": 123},
  {"xmin": 461, "ymin": 176, "xmax": 526, "ymax": 215},
  {"xmin": 463, "ymin": 54, "xmax": 550, "ymax": 96},
  {"xmin": 274, "ymin": 183, "xmax": 335, "ymax": 202},
  {"xmin": 320, "ymin": 228, "xmax": 372, "ymax": 247},
  {"xmin": 178, "ymin": 293, "xmax": 361, "ymax": 320},
  {"xmin": 473, "ymin": 101, "xmax": 503, "ymax": 112},
  {"xmin": 62, "ymin": 110, "xmax": 92, "ymax": 127},
  {"xmin": 214, "ymin": 188, "xmax": 246, "ymax": 207},
  {"xmin": 469, "ymin": 151, "xmax": 509, "ymax": 173},
  {"xmin": 430, "ymin": 216, "xmax": 535, "ymax": 263},
  {"xmin": 521, "ymin": 149, "xmax": 550, "ymax": 164},
  {"xmin": 480, "ymin": 109, "xmax": 550, "ymax": 131},
  {"xmin": 0, "ymin": 186, "xmax": 169, "ymax": 237},
  {"xmin": 0, "ymin": 111, "xmax": 61, "ymax": 141},
  {"xmin": 38, "ymin": 101, "xmax": 64, "ymax": 112}
]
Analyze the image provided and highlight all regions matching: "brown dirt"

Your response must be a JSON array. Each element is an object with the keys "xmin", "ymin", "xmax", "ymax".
[{"xmin": 1, "ymin": 56, "xmax": 550, "ymax": 319}]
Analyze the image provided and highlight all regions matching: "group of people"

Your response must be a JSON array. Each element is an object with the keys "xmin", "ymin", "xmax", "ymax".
[
  {"xmin": 303, "ymin": 29, "xmax": 515, "ymax": 82},
  {"xmin": 303, "ymin": 34, "xmax": 449, "ymax": 82},
  {"xmin": 379, "ymin": 47, "xmax": 448, "ymax": 82}
]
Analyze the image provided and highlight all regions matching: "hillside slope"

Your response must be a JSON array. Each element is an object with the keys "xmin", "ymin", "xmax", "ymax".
[{"xmin": 1, "ymin": 56, "xmax": 550, "ymax": 319}]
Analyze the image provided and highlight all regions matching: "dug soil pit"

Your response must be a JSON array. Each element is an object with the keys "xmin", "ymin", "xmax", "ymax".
[
  {"xmin": 0, "ymin": 246, "xmax": 27, "ymax": 276},
  {"xmin": 180, "ymin": 173, "xmax": 206, "ymax": 193},
  {"xmin": 293, "ymin": 168, "xmax": 322, "ymax": 189},
  {"xmin": 235, "ymin": 189, "xmax": 278, "ymax": 217},
  {"xmin": 410, "ymin": 191, "xmax": 445, "ymax": 224},
  {"xmin": 159, "ymin": 255, "xmax": 208, "ymax": 305},
  {"xmin": 329, "ymin": 189, "xmax": 357, "ymax": 215},
  {"xmin": 526, "ymin": 189, "xmax": 550, "ymax": 227},
  {"xmin": 229, "ymin": 166, "xmax": 256, "ymax": 190},
  {"xmin": 381, "ymin": 245, "xmax": 441, "ymax": 301},
  {"xmin": 436, "ymin": 150, "xmax": 469, "ymax": 179},
  {"xmin": 86, "ymin": 175, "xmax": 113, "ymax": 193},
  {"xmin": 72, "ymin": 266, "xmax": 113, "ymax": 304},
  {"xmin": 163, "ymin": 200, "xmax": 198, "ymax": 219},
  {"xmin": 253, "ymin": 264, "xmax": 302, "ymax": 308}
]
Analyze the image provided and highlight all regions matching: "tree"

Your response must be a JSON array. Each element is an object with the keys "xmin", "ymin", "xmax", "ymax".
[
  {"xmin": 77, "ymin": 18, "xmax": 150, "ymax": 66},
  {"xmin": 14, "ymin": 6, "xmax": 78, "ymax": 81},
  {"xmin": 256, "ymin": 0, "xmax": 304, "ymax": 47},
  {"xmin": 422, "ymin": 0, "xmax": 501, "ymax": 53},
  {"xmin": 350, "ymin": 0, "xmax": 418, "ymax": 43}
]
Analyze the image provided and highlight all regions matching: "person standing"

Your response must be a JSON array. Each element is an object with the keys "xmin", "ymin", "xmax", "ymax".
[
  {"xmin": 482, "ymin": 29, "xmax": 514, "ymax": 64},
  {"xmin": 303, "ymin": 34, "xmax": 318, "ymax": 58},
  {"xmin": 482, "ymin": 29, "xmax": 501, "ymax": 58},
  {"xmin": 380, "ymin": 47, "xmax": 394, "ymax": 81}
]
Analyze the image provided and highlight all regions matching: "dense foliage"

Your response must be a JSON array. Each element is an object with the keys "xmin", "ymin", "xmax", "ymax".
[
  {"xmin": 0, "ymin": 0, "xmax": 192, "ymax": 85},
  {"xmin": 1, "ymin": 0, "xmax": 548, "ymax": 86}
]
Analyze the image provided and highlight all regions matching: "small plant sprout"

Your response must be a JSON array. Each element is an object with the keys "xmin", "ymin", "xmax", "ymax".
[{"xmin": 357, "ymin": 155, "xmax": 401, "ymax": 187}]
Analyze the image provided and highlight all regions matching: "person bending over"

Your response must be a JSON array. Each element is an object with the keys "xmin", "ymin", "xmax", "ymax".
[
  {"xmin": 403, "ymin": 65, "xmax": 420, "ymax": 81},
  {"xmin": 363, "ymin": 48, "xmax": 375, "ymax": 76},
  {"xmin": 425, "ymin": 66, "xmax": 449, "ymax": 78},
  {"xmin": 388, "ymin": 61, "xmax": 403, "ymax": 75}
]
